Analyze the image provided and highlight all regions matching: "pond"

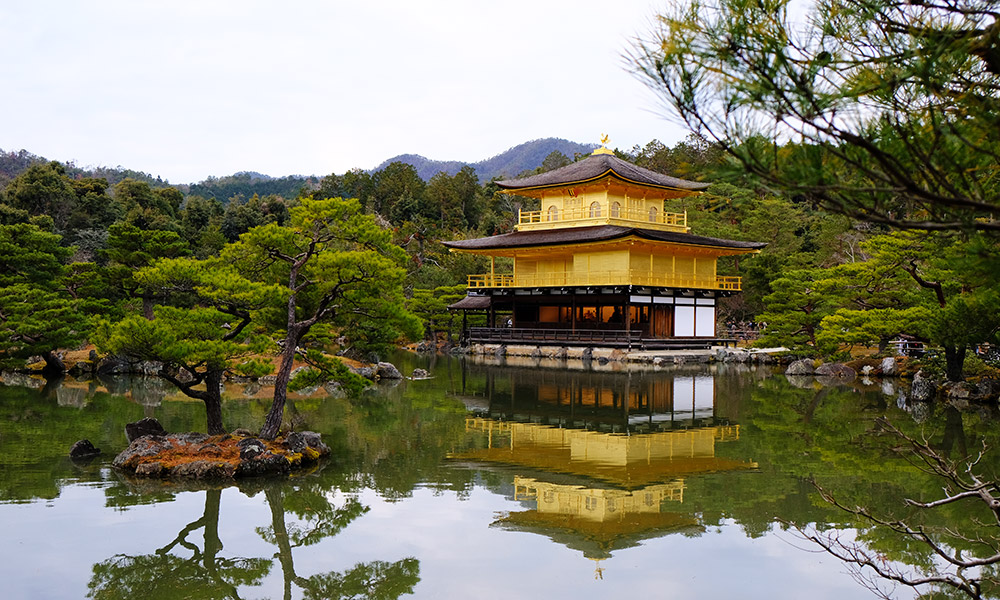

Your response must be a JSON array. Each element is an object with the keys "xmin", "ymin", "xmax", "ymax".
[{"xmin": 1, "ymin": 353, "xmax": 997, "ymax": 600}]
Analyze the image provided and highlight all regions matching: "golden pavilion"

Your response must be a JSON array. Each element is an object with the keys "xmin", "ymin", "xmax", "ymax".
[{"xmin": 445, "ymin": 145, "xmax": 765, "ymax": 349}]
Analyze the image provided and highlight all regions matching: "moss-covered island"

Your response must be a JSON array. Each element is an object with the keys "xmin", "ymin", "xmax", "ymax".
[{"xmin": 112, "ymin": 424, "xmax": 330, "ymax": 479}]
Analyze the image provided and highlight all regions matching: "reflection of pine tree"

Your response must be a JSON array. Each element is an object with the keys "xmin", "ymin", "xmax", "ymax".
[
  {"xmin": 299, "ymin": 559, "xmax": 421, "ymax": 600},
  {"xmin": 258, "ymin": 486, "xmax": 420, "ymax": 600},
  {"xmin": 790, "ymin": 417, "xmax": 1000, "ymax": 600},
  {"xmin": 87, "ymin": 489, "xmax": 270, "ymax": 599}
]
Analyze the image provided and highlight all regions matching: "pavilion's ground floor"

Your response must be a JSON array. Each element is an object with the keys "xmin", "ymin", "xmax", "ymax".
[{"xmin": 449, "ymin": 286, "xmax": 736, "ymax": 350}]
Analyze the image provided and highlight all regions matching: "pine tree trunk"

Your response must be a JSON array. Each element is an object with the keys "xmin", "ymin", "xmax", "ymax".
[
  {"xmin": 259, "ymin": 339, "xmax": 297, "ymax": 440},
  {"xmin": 944, "ymin": 345, "xmax": 966, "ymax": 382},
  {"xmin": 203, "ymin": 369, "xmax": 226, "ymax": 435}
]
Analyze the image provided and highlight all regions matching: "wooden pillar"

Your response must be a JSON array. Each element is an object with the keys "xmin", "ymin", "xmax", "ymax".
[
  {"xmin": 571, "ymin": 293, "xmax": 577, "ymax": 332},
  {"xmin": 626, "ymin": 298, "xmax": 632, "ymax": 350},
  {"xmin": 650, "ymin": 303, "xmax": 657, "ymax": 339}
]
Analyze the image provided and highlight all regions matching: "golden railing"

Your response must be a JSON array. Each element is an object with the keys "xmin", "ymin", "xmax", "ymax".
[
  {"xmin": 517, "ymin": 207, "xmax": 687, "ymax": 230},
  {"xmin": 467, "ymin": 271, "xmax": 741, "ymax": 291},
  {"xmin": 714, "ymin": 425, "xmax": 741, "ymax": 442},
  {"xmin": 468, "ymin": 273, "xmax": 515, "ymax": 288}
]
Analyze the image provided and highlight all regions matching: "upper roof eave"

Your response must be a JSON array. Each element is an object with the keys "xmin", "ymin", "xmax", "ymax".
[{"xmin": 496, "ymin": 153, "xmax": 710, "ymax": 193}]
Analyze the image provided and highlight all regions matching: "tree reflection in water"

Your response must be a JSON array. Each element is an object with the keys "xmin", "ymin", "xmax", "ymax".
[
  {"xmin": 88, "ymin": 489, "xmax": 270, "ymax": 599},
  {"xmin": 88, "ymin": 484, "xmax": 420, "ymax": 600}
]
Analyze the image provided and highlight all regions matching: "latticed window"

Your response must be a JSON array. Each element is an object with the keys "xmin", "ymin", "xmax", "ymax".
[
  {"xmin": 611, "ymin": 202, "xmax": 621, "ymax": 217},
  {"xmin": 649, "ymin": 206, "xmax": 658, "ymax": 222},
  {"xmin": 547, "ymin": 205, "xmax": 559, "ymax": 222},
  {"xmin": 589, "ymin": 201, "xmax": 601, "ymax": 218}
]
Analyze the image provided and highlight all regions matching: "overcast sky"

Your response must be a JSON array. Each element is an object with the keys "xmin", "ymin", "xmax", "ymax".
[{"xmin": 0, "ymin": 1, "xmax": 688, "ymax": 184}]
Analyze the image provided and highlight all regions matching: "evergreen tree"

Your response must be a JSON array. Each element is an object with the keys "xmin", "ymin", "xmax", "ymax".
[
  {"xmin": 632, "ymin": 0, "xmax": 1000, "ymax": 231},
  {"xmin": 0, "ymin": 224, "xmax": 88, "ymax": 371},
  {"xmin": 223, "ymin": 196, "xmax": 422, "ymax": 439},
  {"xmin": 94, "ymin": 256, "xmax": 279, "ymax": 434}
]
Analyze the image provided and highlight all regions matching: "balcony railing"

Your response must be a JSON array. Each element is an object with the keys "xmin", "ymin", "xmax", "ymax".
[
  {"xmin": 517, "ymin": 207, "xmax": 688, "ymax": 231},
  {"xmin": 464, "ymin": 327, "xmax": 737, "ymax": 349},
  {"xmin": 467, "ymin": 271, "xmax": 741, "ymax": 291}
]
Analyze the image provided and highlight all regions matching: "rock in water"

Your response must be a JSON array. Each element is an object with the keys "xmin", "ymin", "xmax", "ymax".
[
  {"xmin": 881, "ymin": 357, "xmax": 897, "ymax": 377},
  {"xmin": 96, "ymin": 355, "xmax": 129, "ymax": 375},
  {"xmin": 814, "ymin": 362, "xmax": 857, "ymax": 380},
  {"xmin": 910, "ymin": 371, "xmax": 938, "ymax": 402},
  {"xmin": 785, "ymin": 359, "xmax": 816, "ymax": 376},
  {"xmin": 285, "ymin": 431, "xmax": 330, "ymax": 457},
  {"xmin": 411, "ymin": 368, "xmax": 430, "ymax": 379},
  {"xmin": 69, "ymin": 439, "xmax": 101, "ymax": 459},
  {"xmin": 125, "ymin": 417, "xmax": 167, "ymax": 442},
  {"xmin": 352, "ymin": 365, "xmax": 376, "ymax": 380},
  {"xmin": 376, "ymin": 362, "xmax": 403, "ymax": 380}
]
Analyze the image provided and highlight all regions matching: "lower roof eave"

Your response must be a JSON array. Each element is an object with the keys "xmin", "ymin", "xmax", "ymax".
[{"xmin": 473, "ymin": 286, "xmax": 736, "ymax": 297}]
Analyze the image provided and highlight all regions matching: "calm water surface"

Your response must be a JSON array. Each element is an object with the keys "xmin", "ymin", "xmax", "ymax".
[{"xmin": 1, "ymin": 353, "xmax": 997, "ymax": 600}]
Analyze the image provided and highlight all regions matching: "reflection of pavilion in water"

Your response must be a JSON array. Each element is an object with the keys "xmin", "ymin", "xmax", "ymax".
[
  {"xmin": 457, "ymin": 364, "xmax": 728, "ymax": 434},
  {"xmin": 448, "ymin": 367, "xmax": 757, "ymax": 565}
]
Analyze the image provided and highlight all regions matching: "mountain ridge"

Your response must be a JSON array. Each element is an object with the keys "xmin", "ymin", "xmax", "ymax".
[
  {"xmin": 1, "ymin": 137, "xmax": 599, "ymax": 196},
  {"xmin": 373, "ymin": 138, "xmax": 598, "ymax": 181}
]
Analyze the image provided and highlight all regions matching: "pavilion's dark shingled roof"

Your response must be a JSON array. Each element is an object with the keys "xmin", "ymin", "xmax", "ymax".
[
  {"xmin": 447, "ymin": 295, "xmax": 492, "ymax": 310},
  {"xmin": 442, "ymin": 225, "xmax": 767, "ymax": 251},
  {"xmin": 497, "ymin": 153, "xmax": 710, "ymax": 191}
]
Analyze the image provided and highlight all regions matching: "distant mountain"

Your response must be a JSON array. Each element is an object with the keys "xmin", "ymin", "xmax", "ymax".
[
  {"xmin": 373, "ymin": 154, "xmax": 468, "ymax": 181},
  {"xmin": 1, "ymin": 138, "xmax": 599, "ymax": 198},
  {"xmin": 374, "ymin": 138, "xmax": 598, "ymax": 182}
]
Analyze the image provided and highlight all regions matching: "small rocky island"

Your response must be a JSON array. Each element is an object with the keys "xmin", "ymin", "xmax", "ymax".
[{"xmin": 110, "ymin": 418, "xmax": 330, "ymax": 479}]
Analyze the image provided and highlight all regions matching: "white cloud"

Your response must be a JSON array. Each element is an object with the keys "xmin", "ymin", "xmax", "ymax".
[{"xmin": 0, "ymin": 0, "xmax": 689, "ymax": 183}]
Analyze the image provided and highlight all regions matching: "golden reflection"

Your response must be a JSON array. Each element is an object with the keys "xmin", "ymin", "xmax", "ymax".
[
  {"xmin": 450, "ymin": 414, "xmax": 758, "ymax": 566},
  {"xmin": 513, "ymin": 476, "xmax": 685, "ymax": 517},
  {"xmin": 452, "ymin": 418, "xmax": 756, "ymax": 487}
]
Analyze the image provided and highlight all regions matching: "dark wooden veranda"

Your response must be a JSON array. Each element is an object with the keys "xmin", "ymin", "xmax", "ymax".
[{"xmin": 463, "ymin": 327, "xmax": 737, "ymax": 350}]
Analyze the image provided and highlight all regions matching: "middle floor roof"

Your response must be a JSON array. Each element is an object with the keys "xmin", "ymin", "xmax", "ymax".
[{"xmin": 443, "ymin": 225, "xmax": 767, "ymax": 255}]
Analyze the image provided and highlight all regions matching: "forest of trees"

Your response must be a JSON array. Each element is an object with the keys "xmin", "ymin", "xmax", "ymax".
[
  {"xmin": 4, "ymin": 0, "xmax": 1000, "ymax": 421},
  {"xmin": 629, "ymin": 0, "xmax": 1000, "ymax": 383},
  {"xmin": 2, "ymin": 125, "xmax": 998, "ymax": 387}
]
